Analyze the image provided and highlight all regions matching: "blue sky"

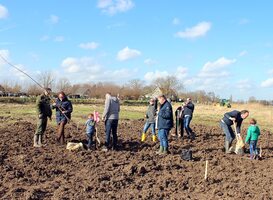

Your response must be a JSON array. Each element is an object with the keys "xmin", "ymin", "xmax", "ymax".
[{"xmin": 0, "ymin": 0, "xmax": 273, "ymax": 100}]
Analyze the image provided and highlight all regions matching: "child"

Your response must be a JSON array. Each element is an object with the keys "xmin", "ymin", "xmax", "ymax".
[
  {"xmin": 85, "ymin": 113, "xmax": 96, "ymax": 150},
  {"xmin": 141, "ymin": 98, "xmax": 157, "ymax": 142},
  {"xmin": 245, "ymin": 118, "xmax": 260, "ymax": 159}
]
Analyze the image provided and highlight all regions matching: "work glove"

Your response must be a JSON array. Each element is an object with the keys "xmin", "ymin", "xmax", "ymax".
[{"xmin": 230, "ymin": 117, "xmax": 236, "ymax": 121}]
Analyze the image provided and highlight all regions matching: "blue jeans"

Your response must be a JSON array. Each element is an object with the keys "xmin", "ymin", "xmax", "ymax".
[
  {"xmin": 105, "ymin": 119, "xmax": 118, "ymax": 149},
  {"xmin": 158, "ymin": 129, "xmax": 169, "ymax": 148},
  {"xmin": 220, "ymin": 121, "xmax": 235, "ymax": 144},
  {"xmin": 184, "ymin": 115, "xmax": 193, "ymax": 136},
  {"xmin": 143, "ymin": 122, "xmax": 156, "ymax": 135},
  {"xmin": 249, "ymin": 140, "xmax": 257, "ymax": 158},
  {"xmin": 86, "ymin": 132, "xmax": 94, "ymax": 148}
]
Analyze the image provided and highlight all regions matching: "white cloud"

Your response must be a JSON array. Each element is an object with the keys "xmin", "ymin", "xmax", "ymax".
[
  {"xmin": 61, "ymin": 57, "xmax": 101, "ymax": 74},
  {"xmin": 198, "ymin": 57, "xmax": 236, "ymax": 79},
  {"xmin": 59, "ymin": 56, "xmax": 137, "ymax": 82},
  {"xmin": 62, "ymin": 57, "xmax": 82, "ymax": 73},
  {"xmin": 144, "ymin": 66, "xmax": 188, "ymax": 82},
  {"xmin": 79, "ymin": 42, "xmax": 99, "ymax": 50},
  {"xmin": 144, "ymin": 58, "xmax": 156, "ymax": 66},
  {"xmin": 236, "ymin": 79, "xmax": 252, "ymax": 90},
  {"xmin": 54, "ymin": 36, "xmax": 65, "ymax": 42},
  {"xmin": 199, "ymin": 71, "xmax": 230, "ymax": 78},
  {"xmin": 102, "ymin": 68, "xmax": 138, "ymax": 80},
  {"xmin": 239, "ymin": 50, "xmax": 248, "ymax": 57},
  {"xmin": 0, "ymin": 49, "xmax": 10, "ymax": 68},
  {"xmin": 97, "ymin": 0, "xmax": 112, "ymax": 8},
  {"xmin": 176, "ymin": 66, "xmax": 188, "ymax": 79},
  {"xmin": 144, "ymin": 70, "xmax": 169, "ymax": 81},
  {"xmin": 0, "ymin": 4, "xmax": 8, "ymax": 19},
  {"xmin": 261, "ymin": 78, "xmax": 273, "ymax": 88},
  {"xmin": 10, "ymin": 64, "xmax": 28, "ymax": 80},
  {"xmin": 49, "ymin": 15, "xmax": 59, "ymax": 24},
  {"xmin": 117, "ymin": 46, "xmax": 141, "ymax": 61},
  {"xmin": 201, "ymin": 57, "xmax": 236, "ymax": 73},
  {"xmin": 182, "ymin": 57, "xmax": 236, "ymax": 92},
  {"xmin": 172, "ymin": 17, "xmax": 180, "ymax": 25},
  {"xmin": 97, "ymin": 0, "xmax": 134, "ymax": 15},
  {"xmin": 175, "ymin": 21, "xmax": 211, "ymax": 39}
]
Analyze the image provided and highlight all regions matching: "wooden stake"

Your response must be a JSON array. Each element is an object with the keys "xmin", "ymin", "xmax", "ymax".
[{"xmin": 204, "ymin": 160, "xmax": 208, "ymax": 180}]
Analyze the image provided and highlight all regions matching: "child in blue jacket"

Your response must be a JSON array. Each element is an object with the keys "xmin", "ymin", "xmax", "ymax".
[{"xmin": 85, "ymin": 113, "xmax": 96, "ymax": 150}]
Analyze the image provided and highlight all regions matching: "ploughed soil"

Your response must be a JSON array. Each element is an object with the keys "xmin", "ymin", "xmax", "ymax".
[{"xmin": 1, "ymin": 118, "xmax": 273, "ymax": 200}]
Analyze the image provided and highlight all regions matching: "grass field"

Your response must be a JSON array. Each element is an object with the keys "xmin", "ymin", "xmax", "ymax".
[{"xmin": 1, "ymin": 102, "xmax": 273, "ymax": 132}]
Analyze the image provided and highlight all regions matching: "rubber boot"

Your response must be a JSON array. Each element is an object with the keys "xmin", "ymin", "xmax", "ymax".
[
  {"xmin": 225, "ymin": 140, "xmax": 231, "ymax": 154},
  {"xmin": 163, "ymin": 147, "xmax": 169, "ymax": 154},
  {"xmin": 152, "ymin": 135, "xmax": 157, "ymax": 142},
  {"xmin": 33, "ymin": 135, "xmax": 41, "ymax": 147},
  {"xmin": 141, "ymin": 133, "xmax": 147, "ymax": 142},
  {"xmin": 156, "ymin": 146, "xmax": 164, "ymax": 155}
]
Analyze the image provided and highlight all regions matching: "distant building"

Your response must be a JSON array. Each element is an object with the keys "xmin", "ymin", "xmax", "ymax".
[{"xmin": 69, "ymin": 88, "xmax": 91, "ymax": 99}]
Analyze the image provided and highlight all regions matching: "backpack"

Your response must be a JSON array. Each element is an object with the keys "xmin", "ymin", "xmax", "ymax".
[{"xmin": 180, "ymin": 149, "xmax": 193, "ymax": 161}]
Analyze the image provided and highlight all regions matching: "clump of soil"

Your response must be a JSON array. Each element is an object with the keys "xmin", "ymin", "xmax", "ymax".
[{"xmin": 0, "ymin": 119, "xmax": 273, "ymax": 199}]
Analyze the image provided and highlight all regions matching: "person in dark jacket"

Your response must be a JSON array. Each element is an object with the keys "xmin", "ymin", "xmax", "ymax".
[
  {"xmin": 34, "ymin": 88, "xmax": 52, "ymax": 147},
  {"xmin": 175, "ymin": 101, "xmax": 185, "ymax": 139},
  {"xmin": 141, "ymin": 98, "xmax": 157, "ymax": 142},
  {"xmin": 220, "ymin": 110, "xmax": 249, "ymax": 153},
  {"xmin": 156, "ymin": 94, "xmax": 174, "ymax": 155},
  {"xmin": 102, "ymin": 93, "xmax": 120, "ymax": 151},
  {"xmin": 52, "ymin": 91, "xmax": 73, "ymax": 145},
  {"xmin": 183, "ymin": 98, "xmax": 195, "ymax": 140}
]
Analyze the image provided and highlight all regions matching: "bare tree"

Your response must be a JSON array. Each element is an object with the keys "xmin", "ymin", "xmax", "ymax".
[
  {"xmin": 11, "ymin": 83, "xmax": 22, "ymax": 93},
  {"xmin": 56, "ymin": 78, "xmax": 71, "ymax": 93},
  {"xmin": 27, "ymin": 84, "xmax": 43, "ymax": 95},
  {"xmin": 68, "ymin": 84, "xmax": 81, "ymax": 95},
  {"xmin": 38, "ymin": 71, "xmax": 55, "ymax": 88},
  {"xmin": 124, "ymin": 79, "xmax": 143, "ymax": 99},
  {"xmin": 152, "ymin": 75, "xmax": 183, "ymax": 97},
  {"xmin": 0, "ymin": 80, "xmax": 12, "ymax": 92}
]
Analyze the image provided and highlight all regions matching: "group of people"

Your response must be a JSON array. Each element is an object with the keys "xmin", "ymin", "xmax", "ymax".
[
  {"xmin": 140, "ymin": 96, "xmax": 195, "ymax": 154},
  {"xmin": 220, "ymin": 109, "xmax": 261, "ymax": 159},
  {"xmin": 34, "ymin": 88, "xmax": 120, "ymax": 152},
  {"xmin": 34, "ymin": 88, "xmax": 73, "ymax": 147},
  {"xmin": 34, "ymin": 88, "xmax": 261, "ymax": 159}
]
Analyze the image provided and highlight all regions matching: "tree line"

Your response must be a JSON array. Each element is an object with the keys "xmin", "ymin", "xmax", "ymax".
[{"xmin": 0, "ymin": 71, "xmax": 226, "ymax": 103}]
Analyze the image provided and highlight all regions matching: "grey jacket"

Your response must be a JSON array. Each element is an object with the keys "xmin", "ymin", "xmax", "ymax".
[
  {"xmin": 146, "ymin": 104, "xmax": 156, "ymax": 123},
  {"xmin": 102, "ymin": 96, "xmax": 120, "ymax": 120}
]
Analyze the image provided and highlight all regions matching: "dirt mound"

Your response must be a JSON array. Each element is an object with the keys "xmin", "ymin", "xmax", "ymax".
[{"xmin": 1, "ymin": 120, "xmax": 273, "ymax": 199}]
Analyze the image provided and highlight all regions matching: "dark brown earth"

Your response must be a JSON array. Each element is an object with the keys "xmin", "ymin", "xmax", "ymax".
[{"xmin": 1, "ymin": 119, "xmax": 273, "ymax": 200}]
